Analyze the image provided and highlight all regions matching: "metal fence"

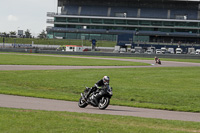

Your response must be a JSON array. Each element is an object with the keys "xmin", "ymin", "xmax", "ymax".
[{"xmin": 0, "ymin": 47, "xmax": 199, "ymax": 59}]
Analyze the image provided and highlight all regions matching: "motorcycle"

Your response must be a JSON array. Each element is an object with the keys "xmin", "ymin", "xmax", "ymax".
[
  {"xmin": 156, "ymin": 59, "xmax": 161, "ymax": 65},
  {"xmin": 78, "ymin": 85, "xmax": 113, "ymax": 110}
]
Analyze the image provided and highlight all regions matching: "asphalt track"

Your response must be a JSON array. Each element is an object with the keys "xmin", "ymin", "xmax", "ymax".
[
  {"xmin": 1, "ymin": 94, "xmax": 200, "ymax": 122},
  {"xmin": 0, "ymin": 54, "xmax": 200, "ymax": 122},
  {"xmin": 0, "ymin": 54, "xmax": 200, "ymax": 70}
]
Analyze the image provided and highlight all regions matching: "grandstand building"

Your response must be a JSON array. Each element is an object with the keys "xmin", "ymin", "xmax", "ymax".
[{"xmin": 47, "ymin": 0, "xmax": 200, "ymax": 44}]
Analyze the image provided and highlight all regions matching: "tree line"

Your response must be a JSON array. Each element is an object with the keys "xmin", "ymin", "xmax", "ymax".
[{"xmin": 0, "ymin": 29, "xmax": 47, "ymax": 39}]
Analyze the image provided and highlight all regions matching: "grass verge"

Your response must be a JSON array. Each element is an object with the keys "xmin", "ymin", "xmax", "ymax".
[
  {"xmin": 1, "ymin": 52, "xmax": 200, "ymax": 64},
  {"xmin": 0, "ymin": 53, "xmax": 149, "ymax": 66},
  {"xmin": 0, "ymin": 107, "xmax": 200, "ymax": 133},
  {"xmin": 0, "ymin": 67, "xmax": 200, "ymax": 112}
]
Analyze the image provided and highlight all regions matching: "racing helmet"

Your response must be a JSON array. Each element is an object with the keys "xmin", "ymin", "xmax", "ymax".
[{"xmin": 103, "ymin": 76, "xmax": 110, "ymax": 85}]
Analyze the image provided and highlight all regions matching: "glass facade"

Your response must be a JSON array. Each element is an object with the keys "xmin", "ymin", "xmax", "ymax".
[
  {"xmin": 47, "ymin": 0, "xmax": 200, "ymax": 44},
  {"xmin": 49, "ymin": 16, "xmax": 200, "ymax": 41}
]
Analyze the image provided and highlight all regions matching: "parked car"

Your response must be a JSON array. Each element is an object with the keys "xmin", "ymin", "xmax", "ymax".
[
  {"xmin": 156, "ymin": 49, "xmax": 162, "ymax": 54},
  {"xmin": 196, "ymin": 49, "xmax": 200, "ymax": 55},
  {"xmin": 145, "ymin": 49, "xmax": 154, "ymax": 54},
  {"xmin": 176, "ymin": 48, "xmax": 183, "ymax": 54}
]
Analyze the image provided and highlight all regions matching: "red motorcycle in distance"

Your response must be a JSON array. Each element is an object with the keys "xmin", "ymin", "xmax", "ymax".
[{"xmin": 155, "ymin": 57, "xmax": 161, "ymax": 65}]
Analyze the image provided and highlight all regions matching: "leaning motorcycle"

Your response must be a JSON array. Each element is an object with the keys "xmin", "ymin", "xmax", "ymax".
[
  {"xmin": 78, "ymin": 85, "xmax": 113, "ymax": 110},
  {"xmin": 156, "ymin": 59, "xmax": 161, "ymax": 65}
]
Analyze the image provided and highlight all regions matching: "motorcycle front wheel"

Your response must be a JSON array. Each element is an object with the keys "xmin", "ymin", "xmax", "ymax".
[
  {"xmin": 78, "ymin": 97, "xmax": 88, "ymax": 108},
  {"xmin": 98, "ymin": 97, "xmax": 110, "ymax": 110}
]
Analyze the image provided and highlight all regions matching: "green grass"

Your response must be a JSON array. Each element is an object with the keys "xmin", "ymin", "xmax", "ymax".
[
  {"xmin": 0, "ymin": 53, "xmax": 149, "ymax": 66},
  {"xmin": 1, "ymin": 52, "xmax": 200, "ymax": 65},
  {"xmin": 0, "ymin": 67, "xmax": 200, "ymax": 112},
  {"xmin": 0, "ymin": 108, "xmax": 200, "ymax": 133},
  {"xmin": 0, "ymin": 53, "xmax": 200, "ymax": 112},
  {"xmin": 0, "ymin": 37, "xmax": 116, "ymax": 47},
  {"xmin": 0, "ymin": 53, "xmax": 200, "ymax": 132}
]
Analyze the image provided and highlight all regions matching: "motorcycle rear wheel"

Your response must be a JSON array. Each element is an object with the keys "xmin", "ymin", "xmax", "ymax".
[
  {"xmin": 98, "ymin": 97, "xmax": 110, "ymax": 110},
  {"xmin": 78, "ymin": 97, "xmax": 88, "ymax": 108}
]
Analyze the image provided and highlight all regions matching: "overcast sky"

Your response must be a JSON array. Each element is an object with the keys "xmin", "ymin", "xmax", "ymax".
[{"xmin": 0, "ymin": 0, "xmax": 57, "ymax": 37}]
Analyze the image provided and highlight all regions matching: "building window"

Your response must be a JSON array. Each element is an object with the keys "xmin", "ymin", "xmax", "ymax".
[
  {"xmin": 175, "ymin": 22, "xmax": 187, "ymax": 27},
  {"xmin": 115, "ymin": 12, "xmax": 127, "ymax": 17},
  {"xmin": 55, "ymin": 17, "xmax": 66, "ymax": 22},
  {"xmin": 104, "ymin": 19, "xmax": 114, "ymax": 24},
  {"xmin": 151, "ymin": 21, "xmax": 162, "ymax": 26},
  {"xmin": 163, "ymin": 21, "xmax": 174, "ymax": 26},
  {"xmin": 79, "ymin": 18, "xmax": 90, "ymax": 23},
  {"xmin": 175, "ymin": 15, "xmax": 187, "ymax": 20},
  {"xmin": 186, "ymin": 22, "xmax": 198, "ymax": 27},
  {"xmin": 115, "ymin": 19, "xmax": 126, "ymax": 24},
  {"xmin": 127, "ymin": 20, "xmax": 138, "ymax": 25},
  {"xmin": 67, "ymin": 18, "xmax": 79, "ymax": 23},
  {"xmin": 91, "ymin": 19, "xmax": 102, "ymax": 24},
  {"xmin": 139, "ymin": 20, "xmax": 151, "ymax": 25}
]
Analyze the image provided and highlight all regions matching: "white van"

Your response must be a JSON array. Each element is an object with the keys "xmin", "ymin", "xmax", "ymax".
[
  {"xmin": 161, "ymin": 47, "xmax": 167, "ymax": 54},
  {"xmin": 188, "ymin": 48, "xmax": 195, "ymax": 54},
  {"xmin": 145, "ymin": 49, "xmax": 154, "ymax": 54},
  {"xmin": 176, "ymin": 48, "xmax": 183, "ymax": 54},
  {"xmin": 196, "ymin": 49, "xmax": 200, "ymax": 55},
  {"xmin": 156, "ymin": 49, "xmax": 162, "ymax": 54},
  {"xmin": 168, "ymin": 48, "xmax": 174, "ymax": 54}
]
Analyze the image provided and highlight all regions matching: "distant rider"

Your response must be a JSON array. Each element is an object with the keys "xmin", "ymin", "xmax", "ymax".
[
  {"xmin": 154, "ymin": 56, "xmax": 158, "ymax": 62},
  {"xmin": 154, "ymin": 56, "xmax": 161, "ymax": 65}
]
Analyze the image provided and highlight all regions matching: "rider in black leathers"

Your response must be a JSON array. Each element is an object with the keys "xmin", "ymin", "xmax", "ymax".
[{"xmin": 85, "ymin": 76, "xmax": 110, "ymax": 105}]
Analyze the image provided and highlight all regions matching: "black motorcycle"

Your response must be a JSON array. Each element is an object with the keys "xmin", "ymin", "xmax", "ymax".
[{"xmin": 78, "ymin": 85, "xmax": 113, "ymax": 110}]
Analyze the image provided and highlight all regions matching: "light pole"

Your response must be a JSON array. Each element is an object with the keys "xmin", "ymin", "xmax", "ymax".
[{"xmin": 3, "ymin": 37, "xmax": 5, "ymax": 48}]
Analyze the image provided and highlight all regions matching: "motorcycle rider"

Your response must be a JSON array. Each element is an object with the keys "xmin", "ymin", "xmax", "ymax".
[
  {"xmin": 154, "ymin": 56, "xmax": 161, "ymax": 65},
  {"xmin": 157, "ymin": 58, "xmax": 161, "ymax": 65},
  {"xmin": 84, "ymin": 76, "xmax": 110, "ymax": 104},
  {"xmin": 154, "ymin": 56, "xmax": 158, "ymax": 63}
]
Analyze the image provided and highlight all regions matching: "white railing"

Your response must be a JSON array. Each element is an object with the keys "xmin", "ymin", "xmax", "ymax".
[
  {"xmin": 46, "ymin": 19, "xmax": 54, "ymax": 24},
  {"xmin": 47, "ymin": 12, "xmax": 56, "ymax": 17}
]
